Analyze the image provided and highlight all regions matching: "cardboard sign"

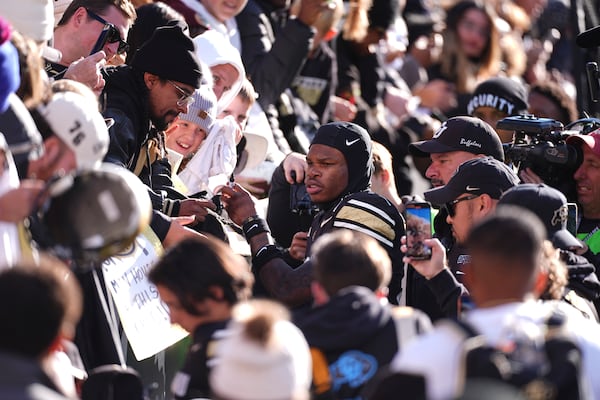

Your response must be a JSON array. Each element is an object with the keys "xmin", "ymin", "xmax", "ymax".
[{"xmin": 102, "ymin": 227, "xmax": 188, "ymax": 360}]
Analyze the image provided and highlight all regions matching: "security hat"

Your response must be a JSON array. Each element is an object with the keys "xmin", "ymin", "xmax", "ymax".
[
  {"xmin": 576, "ymin": 25, "xmax": 600, "ymax": 48},
  {"xmin": 178, "ymin": 84, "xmax": 217, "ymax": 133},
  {"xmin": 424, "ymin": 156, "xmax": 519, "ymax": 205},
  {"xmin": 498, "ymin": 183, "xmax": 583, "ymax": 251},
  {"xmin": 409, "ymin": 116, "xmax": 504, "ymax": 161},
  {"xmin": 467, "ymin": 77, "xmax": 528, "ymax": 117},
  {"xmin": 566, "ymin": 130, "xmax": 600, "ymax": 157},
  {"xmin": 37, "ymin": 91, "xmax": 109, "ymax": 170},
  {"xmin": 131, "ymin": 24, "xmax": 202, "ymax": 89}
]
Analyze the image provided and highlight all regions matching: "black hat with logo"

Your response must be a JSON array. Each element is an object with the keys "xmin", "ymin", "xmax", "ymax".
[{"xmin": 409, "ymin": 116, "xmax": 504, "ymax": 161}]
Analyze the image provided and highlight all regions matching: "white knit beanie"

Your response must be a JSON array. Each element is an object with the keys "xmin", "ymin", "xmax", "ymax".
[
  {"xmin": 209, "ymin": 300, "xmax": 312, "ymax": 400},
  {"xmin": 178, "ymin": 84, "xmax": 217, "ymax": 134}
]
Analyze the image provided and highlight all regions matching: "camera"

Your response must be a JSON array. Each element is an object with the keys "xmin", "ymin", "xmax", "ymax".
[
  {"xmin": 289, "ymin": 171, "xmax": 319, "ymax": 216},
  {"xmin": 499, "ymin": 115, "xmax": 580, "ymax": 197}
]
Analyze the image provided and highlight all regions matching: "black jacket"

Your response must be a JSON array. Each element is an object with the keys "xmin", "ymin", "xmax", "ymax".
[
  {"xmin": 236, "ymin": 0, "xmax": 314, "ymax": 109},
  {"xmin": 294, "ymin": 286, "xmax": 427, "ymax": 400},
  {"xmin": 101, "ymin": 66, "xmax": 183, "ymax": 216},
  {"xmin": 171, "ymin": 320, "xmax": 229, "ymax": 400}
]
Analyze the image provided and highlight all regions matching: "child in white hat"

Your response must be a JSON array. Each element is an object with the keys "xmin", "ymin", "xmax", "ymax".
[{"xmin": 165, "ymin": 84, "xmax": 218, "ymax": 175}]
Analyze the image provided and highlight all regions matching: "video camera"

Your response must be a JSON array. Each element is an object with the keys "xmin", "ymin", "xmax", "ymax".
[{"xmin": 499, "ymin": 115, "xmax": 580, "ymax": 196}]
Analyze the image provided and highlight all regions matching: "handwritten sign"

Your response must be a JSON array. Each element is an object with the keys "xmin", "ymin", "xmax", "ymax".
[{"xmin": 102, "ymin": 227, "xmax": 188, "ymax": 360}]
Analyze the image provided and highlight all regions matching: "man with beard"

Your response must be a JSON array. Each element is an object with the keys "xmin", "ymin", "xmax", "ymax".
[
  {"xmin": 406, "ymin": 116, "xmax": 503, "ymax": 320},
  {"xmin": 221, "ymin": 121, "xmax": 406, "ymax": 307},
  {"xmin": 102, "ymin": 24, "xmax": 216, "ymax": 223}
]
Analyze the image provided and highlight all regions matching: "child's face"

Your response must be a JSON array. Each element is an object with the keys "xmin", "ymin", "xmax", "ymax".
[
  {"xmin": 201, "ymin": 0, "xmax": 248, "ymax": 22},
  {"xmin": 165, "ymin": 118, "xmax": 208, "ymax": 157},
  {"xmin": 219, "ymin": 96, "xmax": 251, "ymax": 130},
  {"xmin": 211, "ymin": 64, "xmax": 239, "ymax": 100}
]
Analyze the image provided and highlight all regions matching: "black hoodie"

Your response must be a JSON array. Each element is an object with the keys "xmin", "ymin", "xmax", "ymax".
[{"xmin": 294, "ymin": 286, "xmax": 398, "ymax": 399}]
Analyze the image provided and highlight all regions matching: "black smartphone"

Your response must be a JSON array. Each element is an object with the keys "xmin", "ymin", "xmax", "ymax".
[
  {"xmin": 567, "ymin": 202, "xmax": 578, "ymax": 236},
  {"xmin": 90, "ymin": 24, "xmax": 112, "ymax": 55},
  {"xmin": 404, "ymin": 202, "xmax": 433, "ymax": 260}
]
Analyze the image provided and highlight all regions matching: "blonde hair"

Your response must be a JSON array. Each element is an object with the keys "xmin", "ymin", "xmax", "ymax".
[{"xmin": 372, "ymin": 141, "xmax": 393, "ymax": 177}]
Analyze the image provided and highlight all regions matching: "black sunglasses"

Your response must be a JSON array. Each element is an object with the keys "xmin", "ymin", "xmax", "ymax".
[
  {"xmin": 443, "ymin": 194, "xmax": 481, "ymax": 217},
  {"xmin": 86, "ymin": 9, "xmax": 129, "ymax": 55}
]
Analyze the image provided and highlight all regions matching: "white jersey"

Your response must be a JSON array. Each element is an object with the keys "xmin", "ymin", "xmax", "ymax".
[{"xmin": 391, "ymin": 300, "xmax": 600, "ymax": 399}]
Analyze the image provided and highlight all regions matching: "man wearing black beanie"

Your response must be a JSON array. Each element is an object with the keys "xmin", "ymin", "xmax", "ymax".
[
  {"xmin": 101, "ymin": 24, "xmax": 216, "ymax": 223},
  {"xmin": 221, "ymin": 121, "xmax": 406, "ymax": 307},
  {"xmin": 466, "ymin": 76, "xmax": 529, "ymax": 143}
]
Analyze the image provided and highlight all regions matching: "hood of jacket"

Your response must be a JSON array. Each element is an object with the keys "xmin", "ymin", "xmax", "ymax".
[{"xmin": 294, "ymin": 286, "xmax": 391, "ymax": 350}]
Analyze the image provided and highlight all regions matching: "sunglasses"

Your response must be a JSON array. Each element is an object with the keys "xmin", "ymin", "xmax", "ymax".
[
  {"xmin": 443, "ymin": 194, "xmax": 481, "ymax": 217},
  {"xmin": 168, "ymin": 80, "xmax": 195, "ymax": 107},
  {"xmin": 86, "ymin": 9, "xmax": 129, "ymax": 55}
]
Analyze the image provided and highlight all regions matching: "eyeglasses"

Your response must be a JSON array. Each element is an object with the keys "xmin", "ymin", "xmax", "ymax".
[
  {"xmin": 86, "ymin": 9, "xmax": 130, "ymax": 55},
  {"xmin": 168, "ymin": 80, "xmax": 195, "ymax": 107},
  {"xmin": 443, "ymin": 194, "xmax": 481, "ymax": 217}
]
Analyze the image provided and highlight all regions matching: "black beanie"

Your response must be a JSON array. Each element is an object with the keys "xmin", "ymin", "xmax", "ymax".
[
  {"xmin": 131, "ymin": 25, "xmax": 202, "ymax": 89},
  {"xmin": 310, "ymin": 122, "xmax": 373, "ymax": 195},
  {"xmin": 467, "ymin": 77, "xmax": 529, "ymax": 116}
]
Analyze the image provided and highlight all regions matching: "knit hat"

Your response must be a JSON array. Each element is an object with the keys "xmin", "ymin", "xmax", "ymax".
[
  {"xmin": 131, "ymin": 25, "xmax": 202, "ymax": 89},
  {"xmin": 0, "ymin": 18, "xmax": 20, "ymax": 114},
  {"xmin": 409, "ymin": 116, "xmax": 504, "ymax": 161},
  {"xmin": 209, "ymin": 300, "xmax": 311, "ymax": 400},
  {"xmin": 37, "ymin": 92, "xmax": 109, "ymax": 170},
  {"xmin": 311, "ymin": 121, "xmax": 373, "ymax": 194},
  {"xmin": 178, "ymin": 84, "xmax": 217, "ymax": 133},
  {"xmin": 424, "ymin": 157, "xmax": 519, "ymax": 205},
  {"xmin": 498, "ymin": 183, "xmax": 583, "ymax": 251},
  {"xmin": 0, "ymin": 0, "xmax": 54, "ymax": 42},
  {"xmin": 466, "ymin": 77, "xmax": 529, "ymax": 116}
]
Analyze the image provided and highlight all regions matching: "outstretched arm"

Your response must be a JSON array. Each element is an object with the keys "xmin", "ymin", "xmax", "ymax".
[{"xmin": 220, "ymin": 184, "xmax": 312, "ymax": 306}]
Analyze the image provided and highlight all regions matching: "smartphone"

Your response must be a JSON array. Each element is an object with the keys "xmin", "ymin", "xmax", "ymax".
[
  {"xmin": 567, "ymin": 203, "xmax": 578, "ymax": 236},
  {"xmin": 404, "ymin": 202, "xmax": 433, "ymax": 260},
  {"xmin": 90, "ymin": 24, "xmax": 112, "ymax": 55}
]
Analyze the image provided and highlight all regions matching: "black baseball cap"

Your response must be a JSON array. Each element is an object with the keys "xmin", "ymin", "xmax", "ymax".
[
  {"xmin": 498, "ymin": 183, "xmax": 583, "ymax": 251},
  {"xmin": 409, "ymin": 116, "xmax": 504, "ymax": 161},
  {"xmin": 424, "ymin": 157, "xmax": 519, "ymax": 205},
  {"xmin": 576, "ymin": 25, "xmax": 600, "ymax": 48}
]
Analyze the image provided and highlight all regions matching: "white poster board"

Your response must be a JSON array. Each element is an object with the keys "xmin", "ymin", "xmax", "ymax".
[{"xmin": 102, "ymin": 228, "xmax": 188, "ymax": 360}]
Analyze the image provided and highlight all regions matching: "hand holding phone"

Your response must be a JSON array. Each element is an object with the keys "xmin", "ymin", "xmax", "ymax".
[{"xmin": 404, "ymin": 202, "xmax": 433, "ymax": 260}]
